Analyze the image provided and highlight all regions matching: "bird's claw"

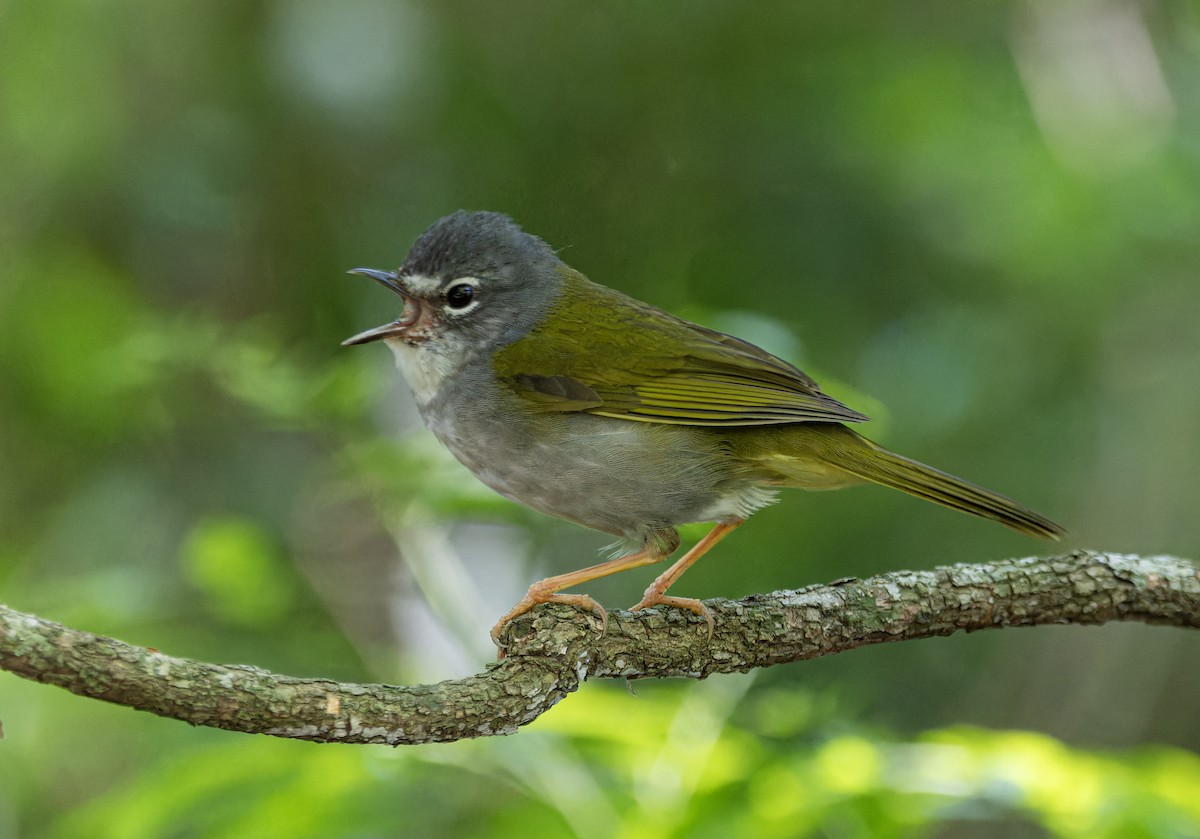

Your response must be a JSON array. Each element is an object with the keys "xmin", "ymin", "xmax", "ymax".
[
  {"xmin": 490, "ymin": 593, "xmax": 609, "ymax": 658},
  {"xmin": 631, "ymin": 593, "xmax": 715, "ymax": 641}
]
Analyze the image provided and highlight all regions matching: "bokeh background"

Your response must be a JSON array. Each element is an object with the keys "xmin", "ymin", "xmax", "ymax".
[{"xmin": 2, "ymin": 1, "xmax": 1200, "ymax": 836}]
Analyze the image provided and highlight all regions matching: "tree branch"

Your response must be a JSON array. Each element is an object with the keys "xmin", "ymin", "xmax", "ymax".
[{"xmin": 2, "ymin": 551, "xmax": 1197, "ymax": 745}]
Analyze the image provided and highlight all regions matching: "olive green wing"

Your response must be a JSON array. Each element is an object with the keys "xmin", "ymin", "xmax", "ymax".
[{"xmin": 492, "ymin": 269, "xmax": 868, "ymax": 427}]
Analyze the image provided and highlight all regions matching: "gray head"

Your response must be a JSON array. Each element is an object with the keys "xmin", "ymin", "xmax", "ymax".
[{"xmin": 342, "ymin": 211, "xmax": 565, "ymax": 352}]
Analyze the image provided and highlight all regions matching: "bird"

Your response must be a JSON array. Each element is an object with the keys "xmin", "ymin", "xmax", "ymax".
[{"xmin": 343, "ymin": 211, "xmax": 1064, "ymax": 647}]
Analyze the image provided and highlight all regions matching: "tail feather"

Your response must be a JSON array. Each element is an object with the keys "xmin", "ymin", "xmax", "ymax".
[{"xmin": 824, "ymin": 432, "xmax": 1064, "ymax": 540}]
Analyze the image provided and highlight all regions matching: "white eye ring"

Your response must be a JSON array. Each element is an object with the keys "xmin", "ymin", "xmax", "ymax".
[{"xmin": 444, "ymin": 279, "xmax": 480, "ymax": 314}]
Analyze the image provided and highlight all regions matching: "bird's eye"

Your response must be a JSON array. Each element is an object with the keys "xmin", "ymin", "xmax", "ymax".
[{"xmin": 445, "ymin": 282, "xmax": 477, "ymax": 310}]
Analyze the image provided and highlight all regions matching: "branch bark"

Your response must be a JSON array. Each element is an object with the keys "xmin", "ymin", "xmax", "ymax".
[{"xmin": 2, "ymin": 550, "xmax": 1197, "ymax": 745}]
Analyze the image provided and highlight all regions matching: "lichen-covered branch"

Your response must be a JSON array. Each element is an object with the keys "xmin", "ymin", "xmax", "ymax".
[{"xmin": 2, "ymin": 551, "xmax": 1197, "ymax": 745}]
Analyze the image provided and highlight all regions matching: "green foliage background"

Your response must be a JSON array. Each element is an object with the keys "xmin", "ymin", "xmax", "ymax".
[{"xmin": 2, "ymin": 1, "xmax": 1199, "ymax": 836}]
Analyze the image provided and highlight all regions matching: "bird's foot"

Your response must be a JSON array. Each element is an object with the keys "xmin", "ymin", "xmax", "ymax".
[
  {"xmin": 490, "ymin": 591, "xmax": 609, "ymax": 657},
  {"xmin": 630, "ymin": 592, "xmax": 714, "ymax": 641}
]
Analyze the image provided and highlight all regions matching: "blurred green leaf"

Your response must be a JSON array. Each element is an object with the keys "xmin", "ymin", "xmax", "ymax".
[
  {"xmin": 181, "ymin": 517, "xmax": 295, "ymax": 626},
  {"xmin": 26, "ymin": 685, "xmax": 1200, "ymax": 839}
]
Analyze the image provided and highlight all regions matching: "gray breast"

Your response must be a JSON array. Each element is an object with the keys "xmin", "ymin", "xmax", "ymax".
[{"xmin": 419, "ymin": 363, "xmax": 772, "ymax": 539}]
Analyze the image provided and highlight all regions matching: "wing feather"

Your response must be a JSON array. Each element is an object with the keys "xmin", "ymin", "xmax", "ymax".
[{"xmin": 494, "ymin": 268, "xmax": 868, "ymax": 427}]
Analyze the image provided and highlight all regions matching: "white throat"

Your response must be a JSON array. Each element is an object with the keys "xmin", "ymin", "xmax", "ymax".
[{"xmin": 384, "ymin": 337, "xmax": 470, "ymax": 409}]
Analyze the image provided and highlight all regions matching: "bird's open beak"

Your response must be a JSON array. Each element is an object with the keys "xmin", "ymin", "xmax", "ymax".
[{"xmin": 342, "ymin": 267, "xmax": 422, "ymax": 346}]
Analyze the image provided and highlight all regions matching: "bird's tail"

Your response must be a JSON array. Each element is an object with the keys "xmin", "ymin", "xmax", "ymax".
[{"xmin": 773, "ymin": 424, "xmax": 1065, "ymax": 540}]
